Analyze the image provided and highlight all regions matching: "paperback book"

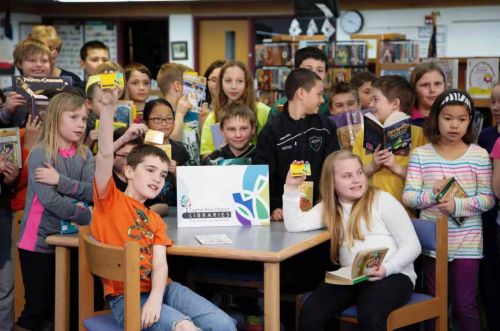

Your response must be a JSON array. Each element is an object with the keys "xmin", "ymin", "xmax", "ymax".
[
  {"xmin": 325, "ymin": 247, "xmax": 389, "ymax": 285},
  {"xmin": 0, "ymin": 127, "xmax": 22, "ymax": 169},
  {"xmin": 183, "ymin": 72, "xmax": 207, "ymax": 111},
  {"xmin": 466, "ymin": 58, "xmax": 499, "ymax": 99},
  {"xmin": 13, "ymin": 75, "xmax": 73, "ymax": 119},
  {"xmin": 435, "ymin": 177, "xmax": 468, "ymax": 226},
  {"xmin": 363, "ymin": 111, "xmax": 411, "ymax": 155},
  {"xmin": 329, "ymin": 110, "xmax": 364, "ymax": 150}
]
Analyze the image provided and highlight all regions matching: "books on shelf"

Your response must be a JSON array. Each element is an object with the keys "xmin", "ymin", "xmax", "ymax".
[
  {"xmin": 330, "ymin": 68, "xmax": 352, "ymax": 83},
  {"xmin": 330, "ymin": 41, "xmax": 368, "ymax": 66},
  {"xmin": 363, "ymin": 111, "xmax": 411, "ymax": 155},
  {"xmin": 329, "ymin": 110, "xmax": 364, "ymax": 150},
  {"xmin": 255, "ymin": 43, "xmax": 295, "ymax": 67},
  {"xmin": 256, "ymin": 67, "xmax": 291, "ymax": 91},
  {"xmin": 0, "ymin": 127, "xmax": 22, "ymax": 169},
  {"xmin": 466, "ymin": 58, "xmax": 499, "ymax": 99},
  {"xmin": 325, "ymin": 247, "xmax": 389, "ymax": 285},
  {"xmin": 380, "ymin": 40, "xmax": 419, "ymax": 64},
  {"xmin": 435, "ymin": 177, "xmax": 468, "ymax": 226}
]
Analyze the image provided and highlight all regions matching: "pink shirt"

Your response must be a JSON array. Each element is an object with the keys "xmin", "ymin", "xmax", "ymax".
[{"xmin": 490, "ymin": 137, "xmax": 500, "ymax": 159}]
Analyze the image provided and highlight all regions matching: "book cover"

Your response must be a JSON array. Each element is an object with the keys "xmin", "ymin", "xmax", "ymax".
[
  {"xmin": 329, "ymin": 110, "xmax": 363, "ymax": 150},
  {"xmin": 0, "ymin": 127, "xmax": 22, "ymax": 169},
  {"xmin": 332, "ymin": 68, "xmax": 352, "ymax": 83},
  {"xmin": 183, "ymin": 72, "xmax": 207, "ymax": 110},
  {"xmin": 435, "ymin": 177, "xmax": 468, "ymax": 226},
  {"xmin": 466, "ymin": 58, "xmax": 499, "ymax": 99},
  {"xmin": 115, "ymin": 100, "xmax": 134, "ymax": 125},
  {"xmin": 433, "ymin": 59, "xmax": 459, "ymax": 89},
  {"xmin": 13, "ymin": 75, "xmax": 73, "ymax": 119},
  {"xmin": 363, "ymin": 112, "xmax": 411, "ymax": 154},
  {"xmin": 210, "ymin": 123, "xmax": 224, "ymax": 149},
  {"xmin": 325, "ymin": 247, "xmax": 389, "ymax": 285}
]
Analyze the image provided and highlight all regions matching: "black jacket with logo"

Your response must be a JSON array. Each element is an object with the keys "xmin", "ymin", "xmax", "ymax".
[{"xmin": 253, "ymin": 103, "xmax": 340, "ymax": 212}]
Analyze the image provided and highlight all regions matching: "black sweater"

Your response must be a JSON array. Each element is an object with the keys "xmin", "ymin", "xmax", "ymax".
[{"xmin": 253, "ymin": 103, "xmax": 340, "ymax": 212}]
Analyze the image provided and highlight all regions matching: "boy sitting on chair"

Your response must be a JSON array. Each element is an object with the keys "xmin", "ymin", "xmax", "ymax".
[{"xmin": 90, "ymin": 86, "xmax": 236, "ymax": 330}]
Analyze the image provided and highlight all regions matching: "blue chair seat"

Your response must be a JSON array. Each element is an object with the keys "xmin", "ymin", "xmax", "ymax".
[
  {"xmin": 341, "ymin": 292, "xmax": 433, "ymax": 318},
  {"xmin": 84, "ymin": 314, "xmax": 122, "ymax": 331}
]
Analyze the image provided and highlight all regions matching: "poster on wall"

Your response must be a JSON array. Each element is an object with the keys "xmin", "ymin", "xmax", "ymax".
[
  {"xmin": 176, "ymin": 165, "xmax": 270, "ymax": 227},
  {"xmin": 466, "ymin": 58, "xmax": 499, "ymax": 99},
  {"xmin": 55, "ymin": 24, "xmax": 85, "ymax": 79},
  {"xmin": 84, "ymin": 22, "xmax": 117, "ymax": 62}
]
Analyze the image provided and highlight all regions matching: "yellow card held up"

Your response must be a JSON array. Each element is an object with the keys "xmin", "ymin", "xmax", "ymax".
[
  {"xmin": 290, "ymin": 161, "xmax": 311, "ymax": 177},
  {"xmin": 144, "ymin": 129, "xmax": 164, "ymax": 145},
  {"xmin": 100, "ymin": 73, "xmax": 124, "ymax": 90}
]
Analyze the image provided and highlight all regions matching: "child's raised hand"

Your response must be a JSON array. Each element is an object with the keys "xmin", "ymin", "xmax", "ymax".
[
  {"xmin": 85, "ymin": 129, "xmax": 99, "ymax": 147},
  {"xmin": 24, "ymin": 115, "xmax": 43, "ymax": 151},
  {"xmin": 436, "ymin": 198, "xmax": 455, "ymax": 216},
  {"xmin": 92, "ymin": 87, "xmax": 119, "ymax": 115},
  {"xmin": 176, "ymin": 95, "xmax": 192, "ymax": 116},
  {"xmin": 123, "ymin": 123, "xmax": 148, "ymax": 142},
  {"xmin": 5, "ymin": 92, "xmax": 26, "ymax": 113},
  {"xmin": 35, "ymin": 162, "xmax": 60, "ymax": 186},
  {"xmin": 432, "ymin": 177, "xmax": 448, "ymax": 195},
  {"xmin": 285, "ymin": 161, "xmax": 306, "ymax": 189},
  {"xmin": 367, "ymin": 265, "xmax": 386, "ymax": 281}
]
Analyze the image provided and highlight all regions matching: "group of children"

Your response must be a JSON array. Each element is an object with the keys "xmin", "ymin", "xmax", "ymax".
[{"xmin": 0, "ymin": 23, "xmax": 499, "ymax": 331}]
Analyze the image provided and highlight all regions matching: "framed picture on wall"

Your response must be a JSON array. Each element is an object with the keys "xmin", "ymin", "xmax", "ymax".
[{"xmin": 171, "ymin": 41, "xmax": 188, "ymax": 60}]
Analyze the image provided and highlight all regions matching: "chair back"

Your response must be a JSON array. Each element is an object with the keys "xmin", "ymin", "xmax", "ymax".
[{"xmin": 78, "ymin": 226, "xmax": 141, "ymax": 331}]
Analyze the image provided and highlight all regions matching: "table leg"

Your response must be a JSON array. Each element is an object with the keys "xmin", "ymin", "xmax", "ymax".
[
  {"xmin": 264, "ymin": 262, "xmax": 280, "ymax": 330},
  {"xmin": 54, "ymin": 246, "xmax": 70, "ymax": 331}
]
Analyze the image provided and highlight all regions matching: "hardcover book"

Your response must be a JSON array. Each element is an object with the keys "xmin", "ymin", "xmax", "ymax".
[
  {"xmin": 329, "ymin": 110, "xmax": 363, "ymax": 150},
  {"xmin": 363, "ymin": 111, "xmax": 411, "ymax": 155},
  {"xmin": 325, "ymin": 247, "xmax": 389, "ymax": 285},
  {"xmin": 435, "ymin": 177, "xmax": 468, "ymax": 226}
]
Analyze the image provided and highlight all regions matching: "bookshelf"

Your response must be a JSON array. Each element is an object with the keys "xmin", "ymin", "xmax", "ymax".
[{"xmin": 328, "ymin": 40, "xmax": 369, "ymax": 87}]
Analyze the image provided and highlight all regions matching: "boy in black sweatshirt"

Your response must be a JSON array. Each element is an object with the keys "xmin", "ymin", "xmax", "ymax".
[{"xmin": 253, "ymin": 68, "xmax": 340, "ymax": 221}]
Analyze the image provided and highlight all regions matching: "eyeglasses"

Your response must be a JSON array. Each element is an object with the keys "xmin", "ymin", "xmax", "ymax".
[{"xmin": 148, "ymin": 117, "xmax": 174, "ymax": 124}]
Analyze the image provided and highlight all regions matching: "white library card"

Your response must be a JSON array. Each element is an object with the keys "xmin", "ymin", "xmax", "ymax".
[{"xmin": 195, "ymin": 234, "xmax": 233, "ymax": 245}]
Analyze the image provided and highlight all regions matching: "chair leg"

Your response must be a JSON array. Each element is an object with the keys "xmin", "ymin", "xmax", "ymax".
[{"xmin": 436, "ymin": 314, "xmax": 447, "ymax": 331}]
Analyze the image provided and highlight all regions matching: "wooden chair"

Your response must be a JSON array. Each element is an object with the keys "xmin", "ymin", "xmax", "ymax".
[
  {"xmin": 340, "ymin": 216, "xmax": 448, "ymax": 330},
  {"xmin": 296, "ymin": 216, "xmax": 448, "ymax": 331},
  {"xmin": 78, "ymin": 226, "xmax": 141, "ymax": 331}
]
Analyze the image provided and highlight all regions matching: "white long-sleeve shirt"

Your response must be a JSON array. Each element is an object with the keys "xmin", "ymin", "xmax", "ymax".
[{"xmin": 283, "ymin": 189, "xmax": 421, "ymax": 285}]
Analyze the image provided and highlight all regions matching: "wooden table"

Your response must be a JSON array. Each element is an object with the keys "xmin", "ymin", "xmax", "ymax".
[{"xmin": 46, "ymin": 209, "xmax": 329, "ymax": 331}]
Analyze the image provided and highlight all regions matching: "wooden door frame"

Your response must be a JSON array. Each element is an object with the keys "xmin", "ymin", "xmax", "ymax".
[{"xmin": 194, "ymin": 16, "xmax": 255, "ymax": 74}]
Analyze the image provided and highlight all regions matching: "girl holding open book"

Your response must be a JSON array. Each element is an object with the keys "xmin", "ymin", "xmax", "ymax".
[
  {"xmin": 283, "ymin": 150, "xmax": 421, "ymax": 331},
  {"xmin": 403, "ymin": 89, "xmax": 495, "ymax": 331}
]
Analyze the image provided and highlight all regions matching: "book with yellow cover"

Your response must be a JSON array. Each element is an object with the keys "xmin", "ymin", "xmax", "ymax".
[
  {"xmin": 435, "ymin": 177, "xmax": 468, "ymax": 225},
  {"xmin": 325, "ymin": 247, "xmax": 389, "ymax": 285}
]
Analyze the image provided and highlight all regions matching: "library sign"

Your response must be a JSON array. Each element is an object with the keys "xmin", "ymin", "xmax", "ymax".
[{"xmin": 176, "ymin": 165, "xmax": 270, "ymax": 227}]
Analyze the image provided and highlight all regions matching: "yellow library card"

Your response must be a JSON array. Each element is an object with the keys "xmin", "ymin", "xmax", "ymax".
[{"xmin": 145, "ymin": 129, "xmax": 164, "ymax": 145}]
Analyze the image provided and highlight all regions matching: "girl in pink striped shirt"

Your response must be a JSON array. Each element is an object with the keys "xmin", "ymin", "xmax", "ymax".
[{"xmin": 403, "ymin": 89, "xmax": 494, "ymax": 331}]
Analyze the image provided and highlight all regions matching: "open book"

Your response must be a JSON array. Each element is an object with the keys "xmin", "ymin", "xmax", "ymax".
[
  {"xmin": 363, "ymin": 111, "xmax": 411, "ymax": 155},
  {"xmin": 329, "ymin": 110, "xmax": 364, "ymax": 150},
  {"xmin": 435, "ymin": 177, "xmax": 468, "ymax": 226},
  {"xmin": 325, "ymin": 247, "xmax": 389, "ymax": 285}
]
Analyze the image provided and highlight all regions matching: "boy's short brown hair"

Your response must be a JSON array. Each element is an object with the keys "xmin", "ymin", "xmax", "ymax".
[
  {"xmin": 13, "ymin": 37, "xmax": 50, "ymax": 69},
  {"xmin": 372, "ymin": 75, "xmax": 415, "ymax": 114},
  {"xmin": 126, "ymin": 144, "xmax": 170, "ymax": 169},
  {"xmin": 156, "ymin": 62, "xmax": 192, "ymax": 95},
  {"xmin": 219, "ymin": 103, "xmax": 257, "ymax": 130},
  {"xmin": 79, "ymin": 40, "xmax": 109, "ymax": 61},
  {"xmin": 350, "ymin": 71, "xmax": 377, "ymax": 89},
  {"xmin": 329, "ymin": 81, "xmax": 359, "ymax": 107},
  {"xmin": 285, "ymin": 68, "xmax": 322, "ymax": 100}
]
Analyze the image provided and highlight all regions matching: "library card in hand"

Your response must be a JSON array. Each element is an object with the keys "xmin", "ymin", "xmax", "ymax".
[
  {"xmin": 363, "ymin": 111, "xmax": 411, "ymax": 155},
  {"xmin": 325, "ymin": 247, "xmax": 389, "ymax": 285},
  {"xmin": 435, "ymin": 177, "xmax": 468, "ymax": 226}
]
